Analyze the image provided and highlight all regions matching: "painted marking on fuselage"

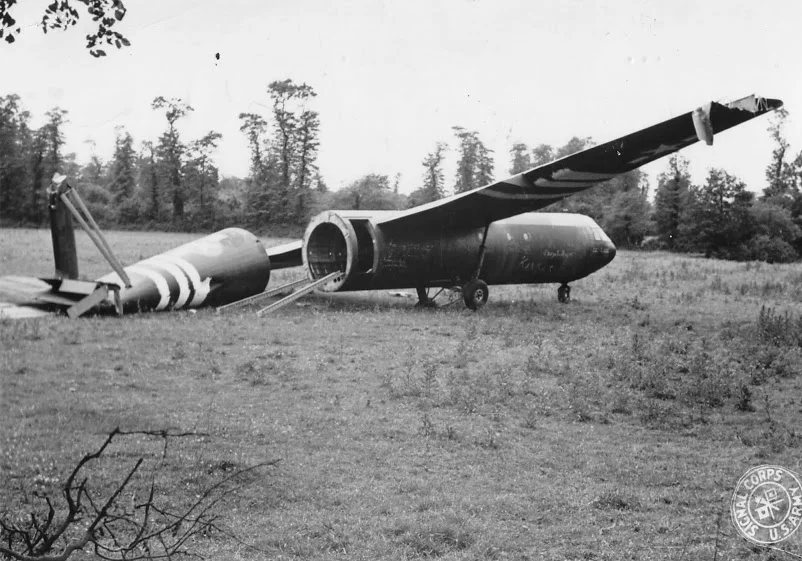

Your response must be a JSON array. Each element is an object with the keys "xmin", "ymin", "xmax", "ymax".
[
  {"xmin": 544, "ymin": 249, "xmax": 575, "ymax": 258},
  {"xmin": 519, "ymin": 256, "xmax": 547, "ymax": 272},
  {"xmin": 143, "ymin": 257, "xmax": 191, "ymax": 309},
  {"xmin": 125, "ymin": 265, "xmax": 171, "ymax": 310},
  {"xmin": 156, "ymin": 254, "xmax": 209, "ymax": 307},
  {"xmin": 191, "ymin": 277, "xmax": 212, "ymax": 307}
]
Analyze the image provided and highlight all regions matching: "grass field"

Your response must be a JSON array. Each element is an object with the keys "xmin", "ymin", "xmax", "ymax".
[{"xmin": 3, "ymin": 227, "xmax": 802, "ymax": 560}]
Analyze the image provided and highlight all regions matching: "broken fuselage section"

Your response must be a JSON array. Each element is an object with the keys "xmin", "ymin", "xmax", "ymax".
[
  {"xmin": 97, "ymin": 228, "xmax": 273, "ymax": 313},
  {"xmin": 303, "ymin": 210, "xmax": 617, "ymax": 295},
  {"xmin": 37, "ymin": 179, "xmax": 282, "ymax": 316}
]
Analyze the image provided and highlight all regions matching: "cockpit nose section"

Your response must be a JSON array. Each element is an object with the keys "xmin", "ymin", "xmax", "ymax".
[
  {"xmin": 590, "ymin": 223, "xmax": 616, "ymax": 268},
  {"xmin": 600, "ymin": 232, "xmax": 616, "ymax": 265}
]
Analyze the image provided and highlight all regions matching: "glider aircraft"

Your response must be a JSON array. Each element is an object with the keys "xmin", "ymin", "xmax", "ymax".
[{"xmin": 0, "ymin": 94, "xmax": 782, "ymax": 318}]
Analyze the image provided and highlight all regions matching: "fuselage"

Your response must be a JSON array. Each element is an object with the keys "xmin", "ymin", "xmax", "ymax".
[
  {"xmin": 97, "ymin": 228, "xmax": 271, "ymax": 312},
  {"xmin": 304, "ymin": 211, "xmax": 616, "ymax": 292}
]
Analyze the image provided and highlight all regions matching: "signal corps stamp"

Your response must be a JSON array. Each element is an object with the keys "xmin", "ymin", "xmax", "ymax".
[{"xmin": 731, "ymin": 465, "xmax": 802, "ymax": 545}]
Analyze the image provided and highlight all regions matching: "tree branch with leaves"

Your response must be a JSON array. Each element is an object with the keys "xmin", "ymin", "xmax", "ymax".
[{"xmin": 0, "ymin": 0, "xmax": 130, "ymax": 57}]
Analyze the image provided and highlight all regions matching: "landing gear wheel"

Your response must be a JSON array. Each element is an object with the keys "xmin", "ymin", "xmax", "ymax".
[
  {"xmin": 463, "ymin": 279, "xmax": 489, "ymax": 310},
  {"xmin": 557, "ymin": 283, "xmax": 571, "ymax": 303}
]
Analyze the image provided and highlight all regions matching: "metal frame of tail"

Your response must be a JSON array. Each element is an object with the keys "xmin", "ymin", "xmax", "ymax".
[{"xmin": 41, "ymin": 175, "xmax": 129, "ymax": 318}]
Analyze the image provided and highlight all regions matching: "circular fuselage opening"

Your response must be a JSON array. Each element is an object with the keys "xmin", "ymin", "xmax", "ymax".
[{"xmin": 306, "ymin": 222, "xmax": 347, "ymax": 278}]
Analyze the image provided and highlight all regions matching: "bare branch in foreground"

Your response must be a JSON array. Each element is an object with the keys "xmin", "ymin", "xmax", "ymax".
[{"xmin": 0, "ymin": 428, "xmax": 279, "ymax": 561}]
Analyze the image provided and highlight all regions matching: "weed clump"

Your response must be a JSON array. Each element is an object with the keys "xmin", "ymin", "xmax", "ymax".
[
  {"xmin": 391, "ymin": 517, "xmax": 475, "ymax": 557},
  {"xmin": 755, "ymin": 305, "xmax": 802, "ymax": 347},
  {"xmin": 591, "ymin": 488, "xmax": 641, "ymax": 511}
]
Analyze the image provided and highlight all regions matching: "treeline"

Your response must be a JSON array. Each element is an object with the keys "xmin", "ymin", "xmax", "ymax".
[
  {"xmin": 647, "ymin": 107, "xmax": 802, "ymax": 262},
  {"xmin": 0, "ymin": 83, "xmax": 499, "ymax": 233},
  {"xmin": 1, "ymin": 85, "xmax": 800, "ymax": 262},
  {"xmin": 0, "ymin": 92, "xmax": 232, "ymax": 232}
]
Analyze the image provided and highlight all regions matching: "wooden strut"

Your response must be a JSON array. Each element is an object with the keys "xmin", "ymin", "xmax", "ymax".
[
  {"xmin": 256, "ymin": 272, "xmax": 342, "ymax": 316},
  {"xmin": 59, "ymin": 189, "xmax": 132, "ymax": 288},
  {"xmin": 66, "ymin": 284, "xmax": 112, "ymax": 319},
  {"xmin": 471, "ymin": 222, "xmax": 491, "ymax": 282},
  {"xmin": 216, "ymin": 278, "xmax": 310, "ymax": 312}
]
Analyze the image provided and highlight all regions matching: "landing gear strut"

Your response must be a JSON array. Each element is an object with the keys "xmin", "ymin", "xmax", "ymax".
[
  {"xmin": 461, "ymin": 221, "xmax": 491, "ymax": 311},
  {"xmin": 558, "ymin": 283, "xmax": 571, "ymax": 303},
  {"xmin": 416, "ymin": 285, "xmax": 438, "ymax": 308}
]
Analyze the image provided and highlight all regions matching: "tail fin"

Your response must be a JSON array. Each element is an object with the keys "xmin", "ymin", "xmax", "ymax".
[{"xmin": 48, "ymin": 174, "xmax": 79, "ymax": 279}]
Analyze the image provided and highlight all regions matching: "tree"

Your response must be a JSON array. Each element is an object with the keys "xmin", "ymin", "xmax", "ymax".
[
  {"xmin": 268, "ymin": 80, "xmax": 299, "ymax": 208},
  {"xmin": 22, "ymin": 107, "xmax": 68, "ymax": 225},
  {"xmin": 241, "ymin": 79, "xmax": 322, "ymax": 225},
  {"xmin": 509, "ymin": 142, "xmax": 531, "ymax": 174},
  {"xmin": 750, "ymin": 200, "xmax": 800, "ymax": 241},
  {"xmin": 653, "ymin": 154, "xmax": 692, "ymax": 249},
  {"xmin": 238, "ymin": 112, "xmax": 274, "ymax": 224},
  {"xmin": 745, "ymin": 200, "xmax": 801, "ymax": 262},
  {"xmin": 601, "ymin": 189, "xmax": 652, "ymax": 247},
  {"xmin": 0, "ymin": 93, "xmax": 32, "ymax": 222},
  {"xmin": 555, "ymin": 137, "xmax": 593, "ymax": 159},
  {"xmin": 0, "ymin": 0, "xmax": 130, "ymax": 57},
  {"xmin": 138, "ymin": 140, "xmax": 160, "ymax": 220},
  {"xmin": 268, "ymin": 79, "xmax": 319, "ymax": 222},
  {"xmin": 687, "ymin": 168, "xmax": 753, "ymax": 258},
  {"xmin": 238, "ymin": 112, "xmax": 268, "ymax": 177},
  {"xmin": 763, "ymin": 107, "xmax": 794, "ymax": 200},
  {"xmin": 293, "ymin": 105, "xmax": 320, "ymax": 221},
  {"xmin": 452, "ymin": 127, "xmax": 494, "ymax": 194},
  {"xmin": 314, "ymin": 172, "xmax": 328, "ymax": 193},
  {"xmin": 43, "ymin": 108, "xmax": 68, "ymax": 173},
  {"xmin": 108, "ymin": 128, "xmax": 135, "ymax": 203},
  {"xmin": 531, "ymin": 143, "xmax": 554, "ymax": 167},
  {"xmin": 409, "ymin": 142, "xmax": 447, "ymax": 206},
  {"xmin": 319, "ymin": 174, "xmax": 407, "ymax": 212},
  {"xmin": 152, "ymin": 96, "xmax": 193, "ymax": 219},
  {"xmin": 185, "ymin": 130, "xmax": 222, "ymax": 219},
  {"xmin": 82, "ymin": 142, "xmax": 104, "ymax": 187},
  {"xmin": 28, "ymin": 128, "xmax": 47, "ymax": 224}
]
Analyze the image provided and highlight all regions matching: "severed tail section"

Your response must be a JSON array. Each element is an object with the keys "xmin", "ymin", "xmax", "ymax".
[{"xmin": 48, "ymin": 176, "xmax": 79, "ymax": 280}]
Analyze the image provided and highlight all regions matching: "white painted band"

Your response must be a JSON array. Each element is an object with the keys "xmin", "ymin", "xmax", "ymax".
[
  {"xmin": 159, "ymin": 254, "xmax": 209, "ymax": 307},
  {"xmin": 144, "ymin": 257, "xmax": 190, "ymax": 310},
  {"xmin": 126, "ymin": 265, "xmax": 171, "ymax": 310}
]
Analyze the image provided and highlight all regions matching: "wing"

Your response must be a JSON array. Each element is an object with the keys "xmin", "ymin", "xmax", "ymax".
[
  {"xmin": 0, "ymin": 275, "xmax": 117, "ymax": 319},
  {"xmin": 266, "ymin": 240, "xmax": 304, "ymax": 269},
  {"xmin": 0, "ymin": 276, "xmax": 58, "ymax": 318},
  {"xmin": 377, "ymin": 95, "xmax": 783, "ymax": 232}
]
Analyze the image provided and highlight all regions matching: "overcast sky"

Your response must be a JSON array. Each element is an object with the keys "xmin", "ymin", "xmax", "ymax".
[{"xmin": 3, "ymin": 0, "xmax": 800, "ymax": 196}]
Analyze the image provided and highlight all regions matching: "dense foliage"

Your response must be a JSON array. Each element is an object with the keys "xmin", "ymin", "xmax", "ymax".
[
  {"xmin": 646, "ymin": 107, "xmax": 802, "ymax": 262},
  {"xmin": 0, "ymin": 0, "xmax": 130, "ymax": 57},
  {"xmin": 1, "ymin": 88, "xmax": 800, "ymax": 262}
]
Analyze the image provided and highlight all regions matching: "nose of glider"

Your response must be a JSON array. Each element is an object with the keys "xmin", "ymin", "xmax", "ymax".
[
  {"xmin": 593, "ymin": 228, "xmax": 616, "ymax": 269},
  {"xmin": 603, "ymin": 238, "xmax": 617, "ymax": 265}
]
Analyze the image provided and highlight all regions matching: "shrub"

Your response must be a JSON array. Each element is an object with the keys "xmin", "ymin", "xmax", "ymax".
[
  {"xmin": 117, "ymin": 196, "xmax": 144, "ymax": 224},
  {"xmin": 748, "ymin": 235, "xmax": 798, "ymax": 263}
]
